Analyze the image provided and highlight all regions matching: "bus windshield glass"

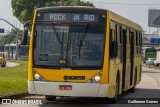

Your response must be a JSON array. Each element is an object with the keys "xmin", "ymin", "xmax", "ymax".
[{"xmin": 33, "ymin": 23, "xmax": 105, "ymax": 67}]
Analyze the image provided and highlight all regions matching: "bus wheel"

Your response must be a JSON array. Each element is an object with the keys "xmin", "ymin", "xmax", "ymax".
[
  {"xmin": 108, "ymin": 76, "xmax": 119, "ymax": 103},
  {"xmin": 3, "ymin": 62, "xmax": 6, "ymax": 67},
  {"xmin": 156, "ymin": 64, "xmax": 159, "ymax": 67},
  {"xmin": 129, "ymin": 72, "xmax": 137, "ymax": 92},
  {"xmin": 45, "ymin": 95, "xmax": 56, "ymax": 101},
  {"xmin": 1, "ymin": 64, "xmax": 6, "ymax": 67}
]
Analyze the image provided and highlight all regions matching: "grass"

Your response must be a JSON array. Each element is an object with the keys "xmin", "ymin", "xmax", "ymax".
[{"xmin": 0, "ymin": 60, "xmax": 28, "ymax": 97}]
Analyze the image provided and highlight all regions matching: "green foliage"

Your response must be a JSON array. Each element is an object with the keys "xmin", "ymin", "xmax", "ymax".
[
  {"xmin": 64, "ymin": 0, "xmax": 93, "ymax": 6},
  {"xmin": 11, "ymin": 0, "xmax": 94, "ymax": 24},
  {"xmin": 0, "ymin": 30, "xmax": 22, "ymax": 45}
]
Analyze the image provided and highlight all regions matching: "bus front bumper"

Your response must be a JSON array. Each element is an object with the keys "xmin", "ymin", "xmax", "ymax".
[{"xmin": 28, "ymin": 81, "xmax": 108, "ymax": 97}]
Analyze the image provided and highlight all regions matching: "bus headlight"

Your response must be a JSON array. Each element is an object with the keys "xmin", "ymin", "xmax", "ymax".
[
  {"xmin": 33, "ymin": 70, "xmax": 46, "ymax": 81},
  {"xmin": 34, "ymin": 73, "xmax": 40, "ymax": 80},
  {"xmin": 87, "ymin": 72, "xmax": 102, "ymax": 83},
  {"xmin": 94, "ymin": 75, "xmax": 101, "ymax": 82}
]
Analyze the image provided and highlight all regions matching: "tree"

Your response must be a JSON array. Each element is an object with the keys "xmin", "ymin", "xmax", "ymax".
[
  {"xmin": 0, "ymin": 29, "xmax": 22, "ymax": 45},
  {"xmin": 11, "ymin": 0, "xmax": 94, "ymax": 24}
]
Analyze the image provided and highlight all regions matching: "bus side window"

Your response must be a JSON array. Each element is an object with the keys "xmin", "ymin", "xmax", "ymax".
[
  {"xmin": 130, "ymin": 30, "xmax": 134, "ymax": 44},
  {"xmin": 119, "ymin": 26, "xmax": 122, "ymax": 44},
  {"xmin": 110, "ymin": 29, "xmax": 116, "ymax": 41},
  {"xmin": 116, "ymin": 24, "xmax": 122, "ymax": 58},
  {"xmin": 137, "ymin": 32, "xmax": 140, "ymax": 54},
  {"xmin": 136, "ymin": 31, "xmax": 138, "ymax": 54},
  {"xmin": 110, "ymin": 28, "xmax": 118, "ymax": 58},
  {"xmin": 110, "ymin": 21, "xmax": 116, "ymax": 41},
  {"xmin": 140, "ymin": 33, "xmax": 142, "ymax": 46},
  {"xmin": 125, "ymin": 28, "xmax": 129, "ymax": 45},
  {"xmin": 127, "ymin": 29, "xmax": 130, "ymax": 45},
  {"xmin": 139, "ymin": 32, "xmax": 142, "ymax": 54},
  {"xmin": 116, "ymin": 25, "xmax": 120, "ymax": 43}
]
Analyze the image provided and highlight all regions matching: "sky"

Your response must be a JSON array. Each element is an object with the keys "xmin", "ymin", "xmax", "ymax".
[
  {"xmin": 0, "ymin": 0, "xmax": 22, "ymax": 33},
  {"xmin": 83, "ymin": 0, "xmax": 160, "ymax": 34},
  {"xmin": 1, "ymin": 0, "xmax": 160, "ymax": 34}
]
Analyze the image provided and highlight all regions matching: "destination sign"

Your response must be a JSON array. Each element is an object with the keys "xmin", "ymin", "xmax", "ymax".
[{"xmin": 37, "ymin": 13, "xmax": 99, "ymax": 22}]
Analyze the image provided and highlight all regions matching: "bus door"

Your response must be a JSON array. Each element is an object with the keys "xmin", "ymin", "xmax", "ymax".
[
  {"xmin": 121, "ymin": 27, "xmax": 127, "ymax": 90},
  {"xmin": 130, "ymin": 30, "xmax": 134, "ymax": 85}
]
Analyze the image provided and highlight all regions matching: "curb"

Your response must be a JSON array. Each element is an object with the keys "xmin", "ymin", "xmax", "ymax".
[{"xmin": 142, "ymin": 66, "xmax": 160, "ymax": 71}]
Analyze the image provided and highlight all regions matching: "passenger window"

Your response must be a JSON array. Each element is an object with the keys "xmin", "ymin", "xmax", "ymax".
[
  {"xmin": 136, "ymin": 32, "xmax": 138, "ymax": 46},
  {"xmin": 120, "ymin": 26, "xmax": 122, "ymax": 44},
  {"xmin": 116, "ymin": 25, "xmax": 120, "ymax": 43},
  {"xmin": 110, "ymin": 29, "xmax": 116, "ymax": 41},
  {"xmin": 139, "ymin": 33, "xmax": 141, "ymax": 46},
  {"xmin": 127, "ymin": 29, "xmax": 130, "ymax": 44}
]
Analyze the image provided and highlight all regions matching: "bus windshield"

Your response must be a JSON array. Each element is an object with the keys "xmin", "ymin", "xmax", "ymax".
[{"xmin": 33, "ymin": 23, "xmax": 105, "ymax": 67}]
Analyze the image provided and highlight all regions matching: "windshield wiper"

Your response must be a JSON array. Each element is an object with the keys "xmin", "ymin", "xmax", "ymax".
[
  {"xmin": 61, "ymin": 31, "xmax": 64, "ymax": 58},
  {"xmin": 78, "ymin": 23, "xmax": 91, "ymax": 58},
  {"xmin": 51, "ymin": 23, "xmax": 66, "ymax": 62},
  {"xmin": 79, "ymin": 23, "xmax": 91, "ymax": 47},
  {"xmin": 51, "ymin": 22, "xmax": 62, "ymax": 44}
]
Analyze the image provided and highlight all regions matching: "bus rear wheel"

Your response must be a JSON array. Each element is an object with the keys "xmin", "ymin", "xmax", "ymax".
[
  {"xmin": 129, "ymin": 72, "xmax": 137, "ymax": 92},
  {"xmin": 45, "ymin": 95, "xmax": 56, "ymax": 101},
  {"xmin": 156, "ymin": 64, "xmax": 159, "ymax": 67}
]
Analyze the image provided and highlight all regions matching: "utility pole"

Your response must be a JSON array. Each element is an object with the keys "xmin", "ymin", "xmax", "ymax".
[
  {"xmin": 60, "ymin": 0, "xmax": 64, "ymax": 6},
  {"xmin": 0, "ymin": 18, "xmax": 19, "ymax": 60}
]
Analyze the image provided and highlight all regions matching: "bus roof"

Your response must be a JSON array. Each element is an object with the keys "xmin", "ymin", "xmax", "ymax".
[
  {"xmin": 37, "ymin": 6, "xmax": 106, "ymax": 14},
  {"xmin": 109, "ymin": 11, "xmax": 142, "ymax": 31},
  {"xmin": 36, "ymin": 6, "xmax": 142, "ymax": 31}
]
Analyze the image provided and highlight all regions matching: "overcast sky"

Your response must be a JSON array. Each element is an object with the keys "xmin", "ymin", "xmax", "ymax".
[
  {"xmin": 1, "ymin": 0, "xmax": 160, "ymax": 34},
  {"xmin": 83, "ymin": 0, "xmax": 160, "ymax": 34},
  {"xmin": 0, "ymin": 0, "xmax": 21, "ymax": 33}
]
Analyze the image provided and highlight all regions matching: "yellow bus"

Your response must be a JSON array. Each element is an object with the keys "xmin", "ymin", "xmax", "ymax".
[
  {"xmin": 0, "ymin": 52, "xmax": 6, "ymax": 67},
  {"xmin": 22, "ymin": 7, "xmax": 142, "ymax": 102}
]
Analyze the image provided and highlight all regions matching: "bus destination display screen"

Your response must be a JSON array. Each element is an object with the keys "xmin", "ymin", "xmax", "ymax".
[{"xmin": 37, "ymin": 13, "xmax": 99, "ymax": 22}]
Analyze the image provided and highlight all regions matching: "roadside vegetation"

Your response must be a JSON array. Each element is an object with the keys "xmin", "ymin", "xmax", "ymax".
[
  {"xmin": 0, "ymin": 60, "xmax": 28, "ymax": 97},
  {"xmin": 143, "ymin": 64, "xmax": 160, "ymax": 70}
]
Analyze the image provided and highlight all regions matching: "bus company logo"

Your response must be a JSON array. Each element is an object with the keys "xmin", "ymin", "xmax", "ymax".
[
  {"xmin": 2, "ymin": 99, "xmax": 11, "ymax": 104},
  {"xmin": 64, "ymin": 75, "xmax": 68, "ymax": 80}
]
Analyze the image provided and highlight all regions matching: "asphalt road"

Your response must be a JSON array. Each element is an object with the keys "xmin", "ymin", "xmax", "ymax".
[
  {"xmin": 1, "ymin": 67, "xmax": 160, "ymax": 107},
  {"xmin": 0, "ymin": 61, "xmax": 19, "ymax": 69}
]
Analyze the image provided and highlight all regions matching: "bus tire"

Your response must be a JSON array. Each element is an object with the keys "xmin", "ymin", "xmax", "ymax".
[
  {"xmin": 45, "ymin": 95, "xmax": 56, "ymax": 101},
  {"xmin": 129, "ymin": 71, "xmax": 137, "ymax": 92},
  {"xmin": 156, "ymin": 64, "xmax": 159, "ymax": 67},
  {"xmin": 108, "ymin": 75, "xmax": 119, "ymax": 103},
  {"xmin": 1, "ymin": 65, "xmax": 5, "ymax": 67},
  {"xmin": 1, "ymin": 63, "xmax": 6, "ymax": 67}
]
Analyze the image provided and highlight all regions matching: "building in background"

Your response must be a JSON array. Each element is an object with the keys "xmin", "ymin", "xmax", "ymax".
[
  {"xmin": 142, "ymin": 34, "xmax": 160, "ymax": 48},
  {"xmin": 4, "ymin": 43, "xmax": 16, "ymax": 60}
]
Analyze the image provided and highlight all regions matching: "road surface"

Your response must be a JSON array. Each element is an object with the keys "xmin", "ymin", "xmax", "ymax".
[
  {"xmin": 0, "ymin": 67, "xmax": 160, "ymax": 107},
  {"xmin": 0, "ymin": 61, "xmax": 19, "ymax": 69}
]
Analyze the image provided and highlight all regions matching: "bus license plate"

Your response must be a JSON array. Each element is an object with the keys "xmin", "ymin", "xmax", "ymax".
[{"xmin": 59, "ymin": 85, "xmax": 72, "ymax": 90}]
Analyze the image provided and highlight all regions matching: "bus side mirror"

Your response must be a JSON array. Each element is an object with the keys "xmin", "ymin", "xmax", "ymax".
[
  {"xmin": 21, "ymin": 29, "xmax": 28, "ymax": 45},
  {"xmin": 111, "ymin": 41, "xmax": 118, "ymax": 58},
  {"xmin": 21, "ymin": 21, "xmax": 31, "ymax": 45}
]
